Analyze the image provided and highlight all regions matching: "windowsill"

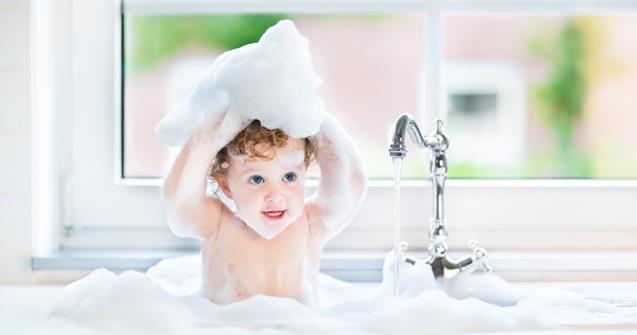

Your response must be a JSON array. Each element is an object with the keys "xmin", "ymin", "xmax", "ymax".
[{"xmin": 32, "ymin": 250, "xmax": 637, "ymax": 283}]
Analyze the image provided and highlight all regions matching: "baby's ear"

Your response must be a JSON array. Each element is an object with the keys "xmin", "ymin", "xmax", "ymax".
[{"xmin": 217, "ymin": 177, "xmax": 233, "ymax": 199}]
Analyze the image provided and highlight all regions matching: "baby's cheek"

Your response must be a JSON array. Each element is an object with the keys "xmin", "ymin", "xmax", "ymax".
[
  {"xmin": 241, "ymin": 190, "xmax": 260, "ymax": 205},
  {"xmin": 235, "ymin": 191, "xmax": 260, "ymax": 216}
]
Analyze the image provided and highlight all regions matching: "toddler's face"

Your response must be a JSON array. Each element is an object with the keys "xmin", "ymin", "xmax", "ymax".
[{"xmin": 220, "ymin": 138, "xmax": 307, "ymax": 240}]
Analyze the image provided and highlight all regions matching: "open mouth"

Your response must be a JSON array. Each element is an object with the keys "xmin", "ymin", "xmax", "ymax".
[{"xmin": 261, "ymin": 210, "xmax": 287, "ymax": 220}]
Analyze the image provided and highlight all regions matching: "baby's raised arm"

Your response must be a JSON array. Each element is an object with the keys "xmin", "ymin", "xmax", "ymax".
[
  {"xmin": 162, "ymin": 112, "xmax": 244, "ymax": 240},
  {"xmin": 307, "ymin": 114, "xmax": 368, "ymax": 242}
]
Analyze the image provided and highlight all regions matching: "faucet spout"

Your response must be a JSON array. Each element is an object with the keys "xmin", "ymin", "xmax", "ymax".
[
  {"xmin": 388, "ymin": 114, "xmax": 449, "ymax": 156},
  {"xmin": 388, "ymin": 113, "xmax": 426, "ymax": 158}
]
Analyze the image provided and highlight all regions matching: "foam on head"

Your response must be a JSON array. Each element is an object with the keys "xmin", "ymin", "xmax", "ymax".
[
  {"xmin": 277, "ymin": 150, "xmax": 305, "ymax": 169},
  {"xmin": 156, "ymin": 20, "xmax": 325, "ymax": 147}
]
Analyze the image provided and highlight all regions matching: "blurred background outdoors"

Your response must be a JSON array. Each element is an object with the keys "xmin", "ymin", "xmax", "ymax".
[{"xmin": 123, "ymin": 14, "xmax": 637, "ymax": 180}]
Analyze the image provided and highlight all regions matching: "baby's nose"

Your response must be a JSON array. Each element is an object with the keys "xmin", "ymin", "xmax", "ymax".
[{"xmin": 264, "ymin": 192, "xmax": 284, "ymax": 204}]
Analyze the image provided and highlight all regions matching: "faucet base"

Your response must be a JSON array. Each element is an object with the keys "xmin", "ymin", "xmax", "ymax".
[{"xmin": 400, "ymin": 241, "xmax": 492, "ymax": 280}]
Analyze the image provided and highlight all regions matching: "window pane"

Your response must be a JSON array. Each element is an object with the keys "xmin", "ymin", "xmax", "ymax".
[
  {"xmin": 123, "ymin": 14, "xmax": 427, "ymax": 180},
  {"xmin": 444, "ymin": 14, "xmax": 637, "ymax": 178}
]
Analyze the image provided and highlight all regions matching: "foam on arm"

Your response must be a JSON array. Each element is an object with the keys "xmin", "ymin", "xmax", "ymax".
[
  {"xmin": 162, "ymin": 112, "xmax": 245, "ymax": 240},
  {"xmin": 308, "ymin": 114, "xmax": 368, "ymax": 242}
]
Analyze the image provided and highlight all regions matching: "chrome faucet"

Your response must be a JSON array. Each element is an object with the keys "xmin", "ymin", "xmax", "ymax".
[{"xmin": 389, "ymin": 114, "xmax": 492, "ymax": 279}]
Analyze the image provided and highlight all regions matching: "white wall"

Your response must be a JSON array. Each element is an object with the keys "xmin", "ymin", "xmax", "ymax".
[{"xmin": 0, "ymin": 0, "xmax": 32, "ymax": 283}]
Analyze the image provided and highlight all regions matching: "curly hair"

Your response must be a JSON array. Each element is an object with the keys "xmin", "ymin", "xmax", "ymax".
[{"xmin": 209, "ymin": 120, "xmax": 316, "ymax": 180}]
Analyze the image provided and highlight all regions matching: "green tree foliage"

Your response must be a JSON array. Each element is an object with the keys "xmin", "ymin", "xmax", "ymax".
[
  {"xmin": 128, "ymin": 14, "xmax": 288, "ymax": 73},
  {"xmin": 531, "ymin": 19, "xmax": 591, "ymax": 176}
]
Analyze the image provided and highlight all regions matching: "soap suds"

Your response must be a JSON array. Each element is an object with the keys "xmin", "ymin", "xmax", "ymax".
[
  {"xmin": 156, "ymin": 20, "xmax": 326, "ymax": 147},
  {"xmin": 51, "ymin": 253, "xmax": 637, "ymax": 334},
  {"xmin": 277, "ymin": 150, "xmax": 305, "ymax": 169}
]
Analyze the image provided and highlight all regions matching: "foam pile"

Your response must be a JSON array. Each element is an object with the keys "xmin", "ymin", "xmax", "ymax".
[
  {"xmin": 156, "ymin": 19, "xmax": 326, "ymax": 147},
  {"xmin": 50, "ymin": 252, "xmax": 637, "ymax": 334}
]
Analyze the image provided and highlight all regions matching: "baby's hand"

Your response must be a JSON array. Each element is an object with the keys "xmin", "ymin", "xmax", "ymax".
[
  {"xmin": 189, "ymin": 109, "xmax": 249, "ymax": 151},
  {"xmin": 308, "ymin": 114, "xmax": 339, "ymax": 156}
]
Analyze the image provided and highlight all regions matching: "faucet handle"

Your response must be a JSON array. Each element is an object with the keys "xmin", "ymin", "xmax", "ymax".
[
  {"xmin": 468, "ymin": 240, "xmax": 486, "ymax": 258},
  {"xmin": 425, "ymin": 119, "xmax": 449, "ymax": 152},
  {"xmin": 399, "ymin": 241, "xmax": 421, "ymax": 266},
  {"xmin": 435, "ymin": 119, "xmax": 444, "ymax": 132},
  {"xmin": 468, "ymin": 240, "xmax": 493, "ymax": 272}
]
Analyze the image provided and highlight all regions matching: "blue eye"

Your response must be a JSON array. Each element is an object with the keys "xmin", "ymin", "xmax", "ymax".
[
  {"xmin": 283, "ymin": 172, "xmax": 297, "ymax": 182},
  {"xmin": 249, "ymin": 175, "xmax": 265, "ymax": 185}
]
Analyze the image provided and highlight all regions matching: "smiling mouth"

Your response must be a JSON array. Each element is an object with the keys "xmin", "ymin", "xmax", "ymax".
[{"xmin": 262, "ymin": 210, "xmax": 287, "ymax": 220}]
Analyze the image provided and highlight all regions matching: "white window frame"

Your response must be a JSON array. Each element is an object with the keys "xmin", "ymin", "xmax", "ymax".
[{"xmin": 32, "ymin": 0, "xmax": 637, "ymax": 281}]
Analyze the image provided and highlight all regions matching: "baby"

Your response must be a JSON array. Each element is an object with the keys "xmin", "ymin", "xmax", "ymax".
[{"xmin": 161, "ymin": 111, "xmax": 367, "ymax": 306}]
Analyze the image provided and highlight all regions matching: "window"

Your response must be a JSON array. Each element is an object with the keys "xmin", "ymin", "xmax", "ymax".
[
  {"xmin": 122, "ymin": 13, "xmax": 428, "ymax": 180},
  {"xmin": 444, "ymin": 13, "xmax": 637, "ymax": 178},
  {"xmin": 33, "ymin": 0, "xmax": 637, "ymax": 280},
  {"xmin": 123, "ymin": 10, "xmax": 637, "ymax": 180}
]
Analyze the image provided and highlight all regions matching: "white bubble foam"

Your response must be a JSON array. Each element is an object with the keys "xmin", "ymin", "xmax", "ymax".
[
  {"xmin": 52, "ymin": 252, "xmax": 637, "ymax": 334},
  {"xmin": 156, "ymin": 19, "xmax": 325, "ymax": 147},
  {"xmin": 277, "ymin": 150, "xmax": 305, "ymax": 168}
]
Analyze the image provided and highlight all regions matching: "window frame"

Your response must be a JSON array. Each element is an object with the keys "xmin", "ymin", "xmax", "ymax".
[{"xmin": 32, "ymin": 0, "xmax": 637, "ymax": 281}]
